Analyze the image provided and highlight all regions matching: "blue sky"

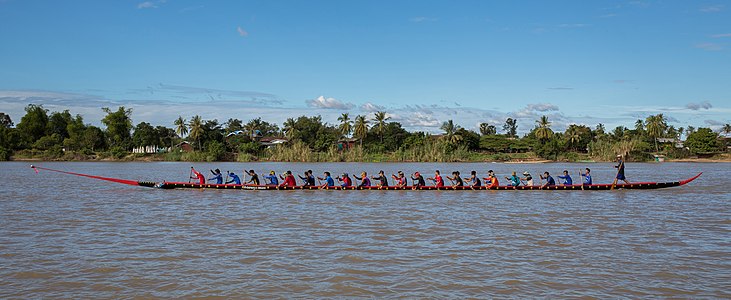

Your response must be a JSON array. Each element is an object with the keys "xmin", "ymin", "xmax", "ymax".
[{"xmin": 1, "ymin": 0, "xmax": 729, "ymax": 135}]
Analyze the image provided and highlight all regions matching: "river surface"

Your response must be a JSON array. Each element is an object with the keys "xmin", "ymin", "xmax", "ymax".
[{"xmin": 1, "ymin": 161, "xmax": 729, "ymax": 298}]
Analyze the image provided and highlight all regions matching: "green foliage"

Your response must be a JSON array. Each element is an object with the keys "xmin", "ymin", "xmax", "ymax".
[
  {"xmin": 33, "ymin": 133, "xmax": 63, "ymax": 150},
  {"xmin": 132, "ymin": 122, "xmax": 158, "ymax": 147},
  {"xmin": 238, "ymin": 140, "xmax": 263, "ymax": 155},
  {"xmin": 685, "ymin": 128, "xmax": 721, "ymax": 154},
  {"xmin": 503, "ymin": 118, "xmax": 518, "ymax": 138},
  {"xmin": 16, "ymin": 104, "xmax": 49, "ymax": 146},
  {"xmin": 0, "ymin": 112, "xmax": 13, "ymax": 128},
  {"xmin": 0, "ymin": 146, "xmax": 10, "ymax": 161},
  {"xmin": 534, "ymin": 136, "xmax": 563, "ymax": 160},
  {"xmin": 101, "ymin": 107, "xmax": 133, "ymax": 149},
  {"xmin": 205, "ymin": 141, "xmax": 226, "ymax": 161}
]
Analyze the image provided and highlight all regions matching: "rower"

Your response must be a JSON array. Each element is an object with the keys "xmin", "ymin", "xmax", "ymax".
[
  {"xmin": 446, "ymin": 171, "xmax": 464, "ymax": 187},
  {"xmin": 317, "ymin": 171, "xmax": 335, "ymax": 187},
  {"xmin": 391, "ymin": 171, "xmax": 407, "ymax": 187},
  {"xmin": 540, "ymin": 171, "xmax": 556, "ymax": 188},
  {"xmin": 246, "ymin": 170, "xmax": 260, "ymax": 185},
  {"xmin": 581, "ymin": 168, "xmax": 592, "ymax": 185},
  {"xmin": 279, "ymin": 170, "xmax": 296, "ymax": 187},
  {"xmin": 226, "ymin": 171, "xmax": 241, "ymax": 185},
  {"xmin": 354, "ymin": 171, "xmax": 371, "ymax": 187},
  {"xmin": 190, "ymin": 167, "xmax": 205, "ymax": 184},
  {"xmin": 521, "ymin": 171, "xmax": 534, "ymax": 186},
  {"xmin": 209, "ymin": 168, "xmax": 223, "ymax": 184},
  {"xmin": 338, "ymin": 173, "xmax": 353, "ymax": 187},
  {"xmin": 463, "ymin": 170, "xmax": 481, "ymax": 187},
  {"xmin": 411, "ymin": 172, "xmax": 426, "ymax": 189},
  {"xmin": 371, "ymin": 170, "xmax": 389, "ymax": 187},
  {"xmin": 298, "ymin": 170, "xmax": 316, "ymax": 186},
  {"xmin": 557, "ymin": 170, "xmax": 573, "ymax": 185},
  {"xmin": 264, "ymin": 170, "xmax": 279, "ymax": 185},
  {"xmin": 427, "ymin": 170, "xmax": 444, "ymax": 187},
  {"xmin": 483, "ymin": 170, "xmax": 499, "ymax": 188},
  {"xmin": 505, "ymin": 171, "xmax": 520, "ymax": 187}
]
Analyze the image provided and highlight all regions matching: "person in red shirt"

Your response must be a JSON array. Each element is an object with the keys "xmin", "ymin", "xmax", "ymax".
[
  {"xmin": 338, "ymin": 173, "xmax": 353, "ymax": 187},
  {"xmin": 190, "ymin": 167, "xmax": 205, "ymax": 185},
  {"xmin": 279, "ymin": 170, "xmax": 297, "ymax": 187},
  {"xmin": 428, "ymin": 170, "xmax": 444, "ymax": 187},
  {"xmin": 483, "ymin": 170, "xmax": 499, "ymax": 188}
]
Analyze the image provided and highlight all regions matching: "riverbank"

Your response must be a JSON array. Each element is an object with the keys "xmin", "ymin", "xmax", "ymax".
[{"xmin": 8, "ymin": 151, "xmax": 731, "ymax": 163}]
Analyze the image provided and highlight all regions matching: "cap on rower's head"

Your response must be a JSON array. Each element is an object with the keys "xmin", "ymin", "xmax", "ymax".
[
  {"xmin": 488, "ymin": 170, "xmax": 494, "ymax": 173},
  {"xmin": 343, "ymin": 173, "xmax": 348, "ymax": 177},
  {"xmin": 270, "ymin": 170, "xmax": 275, "ymax": 174},
  {"xmin": 398, "ymin": 170, "xmax": 403, "ymax": 174},
  {"xmin": 522, "ymin": 171, "xmax": 530, "ymax": 176}
]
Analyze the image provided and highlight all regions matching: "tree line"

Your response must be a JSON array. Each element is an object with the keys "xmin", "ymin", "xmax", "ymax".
[{"xmin": 0, "ymin": 104, "xmax": 728, "ymax": 161}]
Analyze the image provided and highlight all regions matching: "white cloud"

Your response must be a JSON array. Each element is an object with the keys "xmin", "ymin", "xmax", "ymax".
[
  {"xmin": 711, "ymin": 33, "xmax": 731, "ymax": 38},
  {"xmin": 137, "ymin": 0, "xmax": 165, "ymax": 9},
  {"xmin": 409, "ymin": 17, "xmax": 437, "ymax": 23},
  {"xmin": 686, "ymin": 101, "xmax": 712, "ymax": 110},
  {"xmin": 237, "ymin": 26, "xmax": 248, "ymax": 37},
  {"xmin": 360, "ymin": 102, "xmax": 385, "ymax": 112},
  {"xmin": 305, "ymin": 96, "xmax": 354, "ymax": 110},
  {"xmin": 695, "ymin": 43, "xmax": 723, "ymax": 51},
  {"xmin": 700, "ymin": 4, "xmax": 724, "ymax": 12}
]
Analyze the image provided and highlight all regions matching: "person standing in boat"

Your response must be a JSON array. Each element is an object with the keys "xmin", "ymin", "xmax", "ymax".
[
  {"xmin": 338, "ymin": 173, "xmax": 353, "ymax": 187},
  {"xmin": 264, "ymin": 170, "xmax": 279, "ymax": 185},
  {"xmin": 318, "ymin": 171, "xmax": 335, "ymax": 187},
  {"xmin": 505, "ymin": 171, "xmax": 520, "ymax": 187},
  {"xmin": 613, "ymin": 155, "xmax": 630, "ymax": 185},
  {"xmin": 226, "ymin": 171, "xmax": 241, "ymax": 185},
  {"xmin": 391, "ymin": 171, "xmax": 407, "ymax": 187},
  {"xmin": 557, "ymin": 170, "xmax": 573, "ymax": 185},
  {"xmin": 464, "ymin": 170, "xmax": 481, "ymax": 187},
  {"xmin": 427, "ymin": 170, "xmax": 444, "ymax": 187},
  {"xmin": 520, "ymin": 171, "xmax": 534, "ymax": 186},
  {"xmin": 540, "ymin": 171, "xmax": 556, "ymax": 188},
  {"xmin": 209, "ymin": 169, "xmax": 223, "ymax": 184},
  {"xmin": 371, "ymin": 170, "xmax": 389, "ymax": 187},
  {"xmin": 354, "ymin": 171, "xmax": 371, "ymax": 188},
  {"xmin": 484, "ymin": 170, "xmax": 499, "ymax": 188},
  {"xmin": 581, "ymin": 168, "xmax": 592, "ymax": 185},
  {"xmin": 411, "ymin": 172, "xmax": 426, "ymax": 189},
  {"xmin": 446, "ymin": 171, "xmax": 464, "ymax": 187},
  {"xmin": 279, "ymin": 170, "xmax": 297, "ymax": 187},
  {"xmin": 190, "ymin": 167, "xmax": 205, "ymax": 184},
  {"xmin": 246, "ymin": 170, "xmax": 260, "ymax": 185}
]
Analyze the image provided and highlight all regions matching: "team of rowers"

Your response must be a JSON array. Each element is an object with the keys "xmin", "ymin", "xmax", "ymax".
[{"xmin": 189, "ymin": 156, "xmax": 630, "ymax": 189}]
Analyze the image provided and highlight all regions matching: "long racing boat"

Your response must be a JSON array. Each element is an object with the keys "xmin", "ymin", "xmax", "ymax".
[{"xmin": 32, "ymin": 165, "xmax": 702, "ymax": 191}]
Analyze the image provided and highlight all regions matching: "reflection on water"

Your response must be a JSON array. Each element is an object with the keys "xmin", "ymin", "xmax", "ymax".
[{"xmin": 0, "ymin": 162, "xmax": 729, "ymax": 298}]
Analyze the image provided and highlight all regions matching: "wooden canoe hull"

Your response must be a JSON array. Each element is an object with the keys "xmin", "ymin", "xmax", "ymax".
[{"xmin": 150, "ymin": 173, "xmax": 702, "ymax": 191}]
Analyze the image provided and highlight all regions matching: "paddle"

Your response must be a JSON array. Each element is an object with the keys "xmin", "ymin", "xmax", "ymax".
[
  {"xmin": 579, "ymin": 169, "xmax": 584, "ymax": 190},
  {"xmin": 188, "ymin": 167, "xmax": 193, "ymax": 183},
  {"xmin": 224, "ymin": 171, "xmax": 229, "ymax": 185}
]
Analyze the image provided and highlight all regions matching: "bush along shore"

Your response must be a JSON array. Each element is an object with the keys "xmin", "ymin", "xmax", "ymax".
[{"xmin": 1, "ymin": 105, "xmax": 730, "ymax": 162}]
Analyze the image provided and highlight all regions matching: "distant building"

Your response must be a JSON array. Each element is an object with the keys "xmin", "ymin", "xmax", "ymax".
[
  {"xmin": 657, "ymin": 138, "xmax": 684, "ymax": 149},
  {"xmin": 337, "ymin": 138, "xmax": 360, "ymax": 150},
  {"xmin": 176, "ymin": 141, "xmax": 193, "ymax": 152},
  {"xmin": 259, "ymin": 137, "xmax": 288, "ymax": 148}
]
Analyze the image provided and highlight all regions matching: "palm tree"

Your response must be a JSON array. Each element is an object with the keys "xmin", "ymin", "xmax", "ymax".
[
  {"xmin": 723, "ymin": 124, "xmax": 731, "ymax": 137},
  {"xmin": 174, "ymin": 116, "xmax": 188, "ymax": 138},
  {"xmin": 337, "ymin": 113, "xmax": 352, "ymax": 138},
  {"xmin": 646, "ymin": 114, "xmax": 667, "ymax": 152},
  {"xmin": 440, "ymin": 119, "xmax": 462, "ymax": 145},
  {"xmin": 283, "ymin": 118, "xmax": 297, "ymax": 140},
  {"xmin": 353, "ymin": 115, "xmax": 369, "ymax": 146},
  {"xmin": 245, "ymin": 117, "xmax": 265, "ymax": 138},
  {"xmin": 373, "ymin": 111, "xmax": 390, "ymax": 143},
  {"xmin": 188, "ymin": 115, "xmax": 203, "ymax": 151},
  {"xmin": 564, "ymin": 125, "xmax": 581, "ymax": 150},
  {"xmin": 534, "ymin": 115, "xmax": 553, "ymax": 142}
]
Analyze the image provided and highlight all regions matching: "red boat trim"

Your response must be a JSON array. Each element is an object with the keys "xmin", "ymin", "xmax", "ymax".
[{"xmin": 31, "ymin": 165, "xmax": 142, "ymax": 187}]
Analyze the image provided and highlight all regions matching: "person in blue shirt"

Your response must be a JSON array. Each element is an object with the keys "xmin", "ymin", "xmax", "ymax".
[
  {"xmin": 209, "ymin": 169, "xmax": 223, "ymax": 184},
  {"xmin": 557, "ymin": 170, "xmax": 573, "ymax": 185},
  {"xmin": 581, "ymin": 168, "xmax": 592, "ymax": 185},
  {"xmin": 505, "ymin": 171, "xmax": 520, "ymax": 187},
  {"xmin": 264, "ymin": 170, "xmax": 279, "ymax": 185},
  {"xmin": 463, "ymin": 170, "xmax": 482, "ymax": 187},
  {"xmin": 540, "ymin": 171, "xmax": 556, "ymax": 188},
  {"xmin": 226, "ymin": 171, "xmax": 241, "ymax": 185},
  {"xmin": 317, "ymin": 171, "xmax": 335, "ymax": 187}
]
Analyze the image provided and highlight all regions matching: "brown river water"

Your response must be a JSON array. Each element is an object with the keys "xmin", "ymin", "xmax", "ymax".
[{"xmin": 1, "ymin": 161, "xmax": 729, "ymax": 298}]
